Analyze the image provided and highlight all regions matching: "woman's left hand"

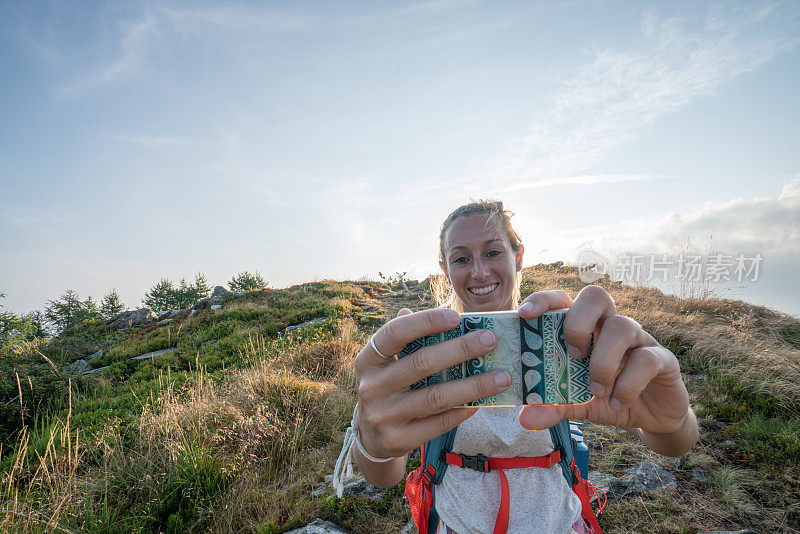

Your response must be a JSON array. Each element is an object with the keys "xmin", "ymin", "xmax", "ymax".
[{"xmin": 517, "ymin": 286, "xmax": 697, "ymax": 455}]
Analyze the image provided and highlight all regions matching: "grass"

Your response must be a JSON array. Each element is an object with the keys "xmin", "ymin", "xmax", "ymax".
[{"xmin": 1, "ymin": 267, "xmax": 799, "ymax": 532}]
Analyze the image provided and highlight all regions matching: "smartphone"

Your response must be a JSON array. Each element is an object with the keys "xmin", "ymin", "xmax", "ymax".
[{"xmin": 398, "ymin": 309, "xmax": 592, "ymax": 406}]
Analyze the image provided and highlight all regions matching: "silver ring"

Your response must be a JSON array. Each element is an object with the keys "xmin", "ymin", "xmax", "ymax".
[{"xmin": 370, "ymin": 334, "xmax": 392, "ymax": 360}]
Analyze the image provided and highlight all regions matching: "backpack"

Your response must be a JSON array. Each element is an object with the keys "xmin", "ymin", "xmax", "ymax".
[{"xmin": 404, "ymin": 419, "xmax": 605, "ymax": 534}]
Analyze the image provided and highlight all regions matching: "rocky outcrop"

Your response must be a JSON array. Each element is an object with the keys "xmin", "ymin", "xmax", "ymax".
[
  {"xmin": 281, "ymin": 317, "xmax": 327, "ymax": 335},
  {"xmin": 285, "ymin": 519, "xmax": 349, "ymax": 534},
  {"xmin": 589, "ymin": 459, "xmax": 677, "ymax": 502},
  {"xmin": 107, "ymin": 308, "xmax": 158, "ymax": 329},
  {"xmin": 193, "ymin": 286, "xmax": 234, "ymax": 310},
  {"xmin": 132, "ymin": 347, "xmax": 177, "ymax": 361}
]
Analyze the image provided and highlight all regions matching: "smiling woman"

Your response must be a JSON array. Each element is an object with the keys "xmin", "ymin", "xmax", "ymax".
[{"xmin": 340, "ymin": 199, "xmax": 698, "ymax": 534}]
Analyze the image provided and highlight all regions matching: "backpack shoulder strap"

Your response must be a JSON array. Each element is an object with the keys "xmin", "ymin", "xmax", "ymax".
[
  {"xmin": 424, "ymin": 426, "xmax": 458, "ymax": 485},
  {"xmin": 548, "ymin": 418, "xmax": 576, "ymax": 484}
]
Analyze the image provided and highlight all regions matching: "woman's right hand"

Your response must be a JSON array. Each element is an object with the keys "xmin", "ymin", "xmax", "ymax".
[{"xmin": 354, "ymin": 308, "xmax": 512, "ymax": 460}]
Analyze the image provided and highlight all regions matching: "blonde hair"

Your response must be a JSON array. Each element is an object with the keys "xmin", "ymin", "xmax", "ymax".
[{"xmin": 434, "ymin": 199, "xmax": 523, "ymax": 312}]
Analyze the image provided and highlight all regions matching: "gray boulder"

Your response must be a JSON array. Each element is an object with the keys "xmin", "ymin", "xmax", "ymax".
[
  {"xmin": 399, "ymin": 519, "xmax": 416, "ymax": 534},
  {"xmin": 698, "ymin": 531, "xmax": 755, "ymax": 534},
  {"xmin": 589, "ymin": 459, "xmax": 676, "ymax": 502},
  {"xmin": 285, "ymin": 519, "xmax": 349, "ymax": 534},
  {"xmin": 132, "ymin": 347, "xmax": 177, "ymax": 361},
  {"xmin": 67, "ymin": 359, "xmax": 92, "ymax": 375},
  {"xmin": 281, "ymin": 317, "xmax": 327, "ymax": 335},
  {"xmin": 108, "ymin": 308, "xmax": 158, "ymax": 329},
  {"xmin": 193, "ymin": 286, "xmax": 234, "ymax": 310},
  {"xmin": 85, "ymin": 350, "xmax": 104, "ymax": 362},
  {"xmin": 342, "ymin": 476, "xmax": 385, "ymax": 501}
]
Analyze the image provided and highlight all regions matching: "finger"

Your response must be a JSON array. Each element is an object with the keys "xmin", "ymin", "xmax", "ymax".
[
  {"xmin": 518, "ymin": 402, "xmax": 590, "ymax": 431},
  {"xmin": 401, "ymin": 407, "xmax": 480, "ymax": 450},
  {"xmin": 388, "ymin": 329, "xmax": 498, "ymax": 390},
  {"xmin": 399, "ymin": 369, "xmax": 512, "ymax": 418},
  {"xmin": 396, "ymin": 308, "xmax": 413, "ymax": 318},
  {"xmin": 588, "ymin": 315, "xmax": 647, "ymax": 398},
  {"xmin": 376, "ymin": 308, "xmax": 461, "ymax": 358},
  {"xmin": 563, "ymin": 285, "xmax": 617, "ymax": 358},
  {"xmin": 517, "ymin": 290, "xmax": 573, "ymax": 319},
  {"xmin": 606, "ymin": 346, "xmax": 663, "ymax": 412},
  {"xmin": 356, "ymin": 308, "xmax": 461, "ymax": 371}
]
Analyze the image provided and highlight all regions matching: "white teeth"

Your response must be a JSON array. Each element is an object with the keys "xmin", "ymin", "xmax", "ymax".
[{"xmin": 471, "ymin": 284, "xmax": 497, "ymax": 295}]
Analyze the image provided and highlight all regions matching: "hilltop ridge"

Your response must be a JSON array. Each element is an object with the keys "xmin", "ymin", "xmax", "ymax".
[{"xmin": 1, "ymin": 263, "xmax": 799, "ymax": 533}]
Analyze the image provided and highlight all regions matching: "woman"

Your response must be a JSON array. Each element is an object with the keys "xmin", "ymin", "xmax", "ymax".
[{"xmin": 350, "ymin": 200, "xmax": 698, "ymax": 533}]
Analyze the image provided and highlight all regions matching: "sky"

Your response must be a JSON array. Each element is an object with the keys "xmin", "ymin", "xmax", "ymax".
[{"xmin": 1, "ymin": 0, "xmax": 799, "ymax": 317}]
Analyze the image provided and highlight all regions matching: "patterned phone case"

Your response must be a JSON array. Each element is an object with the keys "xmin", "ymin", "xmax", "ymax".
[{"xmin": 398, "ymin": 310, "xmax": 592, "ymax": 406}]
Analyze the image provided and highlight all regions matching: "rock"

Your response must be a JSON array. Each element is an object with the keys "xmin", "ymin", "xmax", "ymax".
[
  {"xmin": 85, "ymin": 349, "xmax": 104, "ymax": 362},
  {"xmin": 399, "ymin": 519, "xmax": 416, "ymax": 534},
  {"xmin": 285, "ymin": 518, "xmax": 349, "ymax": 534},
  {"xmin": 323, "ymin": 474, "xmax": 333, "ymax": 483},
  {"xmin": 690, "ymin": 371, "xmax": 706, "ymax": 381},
  {"xmin": 722, "ymin": 440, "xmax": 737, "ymax": 448},
  {"xmin": 589, "ymin": 460, "xmax": 676, "ymax": 502},
  {"xmin": 201, "ymin": 339, "xmax": 218, "ymax": 347},
  {"xmin": 157, "ymin": 318, "xmax": 173, "ymax": 325},
  {"xmin": 157, "ymin": 310, "xmax": 173, "ymax": 321},
  {"xmin": 87, "ymin": 366, "xmax": 110, "ymax": 375},
  {"xmin": 193, "ymin": 286, "xmax": 234, "ymax": 311},
  {"xmin": 108, "ymin": 308, "xmax": 158, "ymax": 329},
  {"xmin": 714, "ymin": 421, "xmax": 727, "ymax": 430},
  {"xmin": 342, "ymin": 476, "xmax": 385, "ymax": 501},
  {"xmin": 67, "ymin": 359, "xmax": 92, "ymax": 375},
  {"xmin": 211, "ymin": 285, "xmax": 233, "ymax": 299},
  {"xmin": 698, "ymin": 530, "xmax": 755, "ymax": 534},
  {"xmin": 211, "ymin": 304, "xmax": 222, "ymax": 311},
  {"xmin": 690, "ymin": 467, "xmax": 708, "ymax": 482},
  {"xmin": 311, "ymin": 484, "xmax": 327, "ymax": 497},
  {"xmin": 188, "ymin": 309, "xmax": 196, "ymax": 318},
  {"xmin": 132, "ymin": 347, "xmax": 177, "ymax": 361},
  {"xmin": 281, "ymin": 317, "xmax": 327, "ymax": 335}
]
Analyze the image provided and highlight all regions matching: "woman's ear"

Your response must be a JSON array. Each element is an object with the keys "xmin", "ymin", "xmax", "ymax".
[{"xmin": 516, "ymin": 245, "xmax": 524, "ymax": 271}]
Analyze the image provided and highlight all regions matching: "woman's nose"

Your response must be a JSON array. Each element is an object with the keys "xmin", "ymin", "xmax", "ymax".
[{"xmin": 472, "ymin": 258, "xmax": 490, "ymax": 279}]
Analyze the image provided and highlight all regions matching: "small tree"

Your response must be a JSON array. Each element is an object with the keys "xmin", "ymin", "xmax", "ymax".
[
  {"xmin": 143, "ymin": 273, "xmax": 212, "ymax": 314},
  {"xmin": 44, "ymin": 290, "xmax": 99, "ymax": 335},
  {"xmin": 143, "ymin": 279, "xmax": 177, "ymax": 314},
  {"xmin": 228, "ymin": 271, "xmax": 267, "ymax": 292},
  {"xmin": 100, "ymin": 289, "xmax": 127, "ymax": 320},
  {"xmin": 193, "ymin": 272, "xmax": 212, "ymax": 299}
]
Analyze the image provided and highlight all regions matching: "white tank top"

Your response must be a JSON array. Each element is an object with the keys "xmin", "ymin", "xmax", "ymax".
[{"xmin": 435, "ymin": 406, "xmax": 582, "ymax": 534}]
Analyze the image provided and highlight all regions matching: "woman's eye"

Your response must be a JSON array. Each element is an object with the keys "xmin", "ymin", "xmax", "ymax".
[
  {"xmin": 487, "ymin": 249, "xmax": 502, "ymax": 257},
  {"xmin": 452, "ymin": 256, "xmax": 469, "ymax": 264}
]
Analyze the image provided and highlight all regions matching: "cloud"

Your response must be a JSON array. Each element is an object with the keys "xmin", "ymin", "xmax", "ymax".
[
  {"xmin": 481, "ymin": 2, "xmax": 798, "ymax": 189},
  {"xmin": 57, "ymin": 12, "xmax": 159, "ymax": 99},
  {"xmin": 559, "ymin": 177, "xmax": 800, "ymax": 259}
]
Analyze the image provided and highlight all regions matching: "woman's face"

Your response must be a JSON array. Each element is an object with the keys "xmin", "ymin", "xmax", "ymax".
[{"xmin": 441, "ymin": 213, "xmax": 523, "ymax": 313}]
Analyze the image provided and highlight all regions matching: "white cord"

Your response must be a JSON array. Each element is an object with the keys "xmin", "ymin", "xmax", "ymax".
[{"xmin": 332, "ymin": 402, "xmax": 396, "ymax": 498}]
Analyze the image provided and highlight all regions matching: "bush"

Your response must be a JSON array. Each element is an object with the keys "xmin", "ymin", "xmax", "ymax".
[
  {"xmin": 228, "ymin": 271, "xmax": 268, "ymax": 292},
  {"xmin": 143, "ymin": 273, "xmax": 212, "ymax": 314}
]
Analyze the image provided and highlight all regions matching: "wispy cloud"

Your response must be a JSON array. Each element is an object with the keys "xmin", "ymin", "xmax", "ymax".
[
  {"xmin": 57, "ymin": 12, "xmax": 159, "ymax": 99},
  {"xmin": 481, "ymin": 3, "xmax": 798, "ymax": 189}
]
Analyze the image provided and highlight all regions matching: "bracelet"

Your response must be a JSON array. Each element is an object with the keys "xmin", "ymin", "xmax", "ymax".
[{"xmin": 332, "ymin": 403, "xmax": 397, "ymax": 497}]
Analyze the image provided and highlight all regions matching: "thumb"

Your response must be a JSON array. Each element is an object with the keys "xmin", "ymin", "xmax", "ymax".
[
  {"xmin": 518, "ymin": 402, "xmax": 589, "ymax": 431},
  {"xmin": 396, "ymin": 308, "xmax": 413, "ymax": 318}
]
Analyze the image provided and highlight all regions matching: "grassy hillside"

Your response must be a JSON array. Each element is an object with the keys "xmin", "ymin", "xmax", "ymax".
[{"xmin": 1, "ymin": 265, "xmax": 798, "ymax": 533}]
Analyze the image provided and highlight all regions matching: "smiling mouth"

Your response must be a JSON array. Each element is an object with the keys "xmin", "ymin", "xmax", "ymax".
[{"xmin": 469, "ymin": 283, "xmax": 498, "ymax": 296}]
